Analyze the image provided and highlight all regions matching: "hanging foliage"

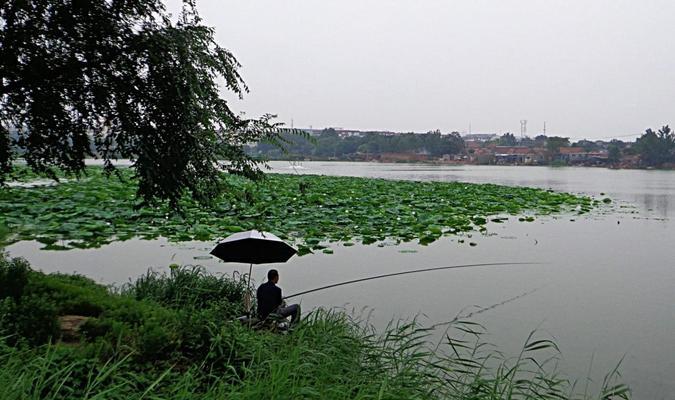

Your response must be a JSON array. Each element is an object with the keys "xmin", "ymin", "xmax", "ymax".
[{"xmin": 0, "ymin": 0, "xmax": 290, "ymax": 207}]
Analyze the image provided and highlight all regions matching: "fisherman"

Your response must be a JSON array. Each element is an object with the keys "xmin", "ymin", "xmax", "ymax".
[{"xmin": 256, "ymin": 269, "xmax": 301, "ymax": 326}]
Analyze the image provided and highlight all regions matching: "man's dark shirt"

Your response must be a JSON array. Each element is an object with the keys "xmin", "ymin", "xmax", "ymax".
[{"xmin": 256, "ymin": 281, "xmax": 282, "ymax": 319}]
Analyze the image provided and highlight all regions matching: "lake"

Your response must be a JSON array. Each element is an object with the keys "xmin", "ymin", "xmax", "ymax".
[{"xmin": 7, "ymin": 161, "xmax": 675, "ymax": 399}]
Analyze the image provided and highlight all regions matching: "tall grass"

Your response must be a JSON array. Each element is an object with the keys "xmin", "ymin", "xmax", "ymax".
[
  {"xmin": 0, "ymin": 253, "xmax": 630, "ymax": 399},
  {"xmin": 121, "ymin": 264, "xmax": 249, "ymax": 315}
]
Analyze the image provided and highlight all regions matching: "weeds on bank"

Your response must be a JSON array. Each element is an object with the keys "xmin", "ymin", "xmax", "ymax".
[{"xmin": 0, "ymin": 253, "xmax": 629, "ymax": 399}]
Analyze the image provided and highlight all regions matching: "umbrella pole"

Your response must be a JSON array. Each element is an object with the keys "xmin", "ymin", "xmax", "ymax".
[
  {"xmin": 247, "ymin": 263, "xmax": 252, "ymax": 290},
  {"xmin": 246, "ymin": 263, "xmax": 253, "ymax": 314}
]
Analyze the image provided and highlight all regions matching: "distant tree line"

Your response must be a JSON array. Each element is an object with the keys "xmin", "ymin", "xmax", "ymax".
[
  {"xmin": 634, "ymin": 126, "xmax": 675, "ymax": 167},
  {"xmin": 490, "ymin": 128, "xmax": 675, "ymax": 167},
  {"xmin": 252, "ymin": 125, "xmax": 675, "ymax": 168},
  {"xmin": 250, "ymin": 129, "xmax": 465, "ymax": 160}
]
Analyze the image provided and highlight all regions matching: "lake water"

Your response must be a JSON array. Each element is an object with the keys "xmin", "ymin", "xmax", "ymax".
[{"xmin": 6, "ymin": 162, "xmax": 675, "ymax": 399}]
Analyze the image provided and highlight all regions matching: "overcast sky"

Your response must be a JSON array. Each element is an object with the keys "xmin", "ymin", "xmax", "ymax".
[{"xmin": 165, "ymin": 0, "xmax": 675, "ymax": 140}]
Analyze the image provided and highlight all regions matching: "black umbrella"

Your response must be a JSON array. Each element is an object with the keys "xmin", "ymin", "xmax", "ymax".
[{"xmin": 210, "ymin": 230, "xmax": 297, "ymax": 300}]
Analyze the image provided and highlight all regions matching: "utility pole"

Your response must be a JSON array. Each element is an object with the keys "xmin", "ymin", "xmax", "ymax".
[
  {"xmin": 520, "ymin": 120, "xmax": 527, "ymax": 139},
  {"xmin": 543, "ymin": 121, "xmax": 547, "ymax": 135}
]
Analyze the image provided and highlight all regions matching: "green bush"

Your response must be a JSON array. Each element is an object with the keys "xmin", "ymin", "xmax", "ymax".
[
  {"xmin": 0, "ymin": 253, "xmax": 29, "ymax": 301},
  {"xmin": 11, "ymin": 294, "xmax": 60, "ymax": 345},
  {"xmin": 25, "ymin": 272, "xmax": 110, "ymax": 317},
  {"xmin": 137, "ymin": 320, "xmax": 173, "ymax": 361},
  {"xmin": 0, "ymin": 254, "xmax": 60, "ymax": 344}
]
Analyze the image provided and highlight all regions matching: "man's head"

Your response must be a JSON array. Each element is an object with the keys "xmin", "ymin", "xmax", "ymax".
[{"xmin": 267, "ymin": 269, "xmax": 279, "ymax": 284}]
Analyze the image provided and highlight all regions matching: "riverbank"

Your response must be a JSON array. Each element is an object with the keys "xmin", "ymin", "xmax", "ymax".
[
  {"xmin": 266, "ymin": 157, "xmax": 675, "ymax": 171},
  {"xmin": 0, "ymin": 253, "xmax": 630, "ymax": 399}
]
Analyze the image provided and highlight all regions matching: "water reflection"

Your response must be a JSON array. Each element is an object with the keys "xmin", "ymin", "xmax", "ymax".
[{"xmin": 640, "ymin": 194, "xmax": 671, "ymax": 218}]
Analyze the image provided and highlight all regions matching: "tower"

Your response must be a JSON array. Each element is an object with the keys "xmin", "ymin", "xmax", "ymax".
[{"xmin": 520, "ymin": 120, "xmax": 527, "ymax": 139}]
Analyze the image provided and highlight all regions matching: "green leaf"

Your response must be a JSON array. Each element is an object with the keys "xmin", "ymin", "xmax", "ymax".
[
  {"xmin": 297, "ymin": 245, "xmax": 314, "ymax": 256},
  {"xmin": 1, "ymin": 167, "xmax": 595, "ymax": 254},
  {"xmin": 419, "ymin": 235, "xmax": 438, "ymax": 246}
]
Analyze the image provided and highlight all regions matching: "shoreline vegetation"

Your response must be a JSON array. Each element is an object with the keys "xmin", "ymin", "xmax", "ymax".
[
  {"xmin": 0, "ymin": 166, "xmax": 599, "ymax": 251},
  {"xmin": 248, "ymin": 126, "xmax": 675, "ymax": 170},
  {"xmin": 0, "ymin": 253, "xmax": 630, "ymax": 399},
  {"xmin": 272, "ymin": 157, "xmax": 675, "ymax": 171}
]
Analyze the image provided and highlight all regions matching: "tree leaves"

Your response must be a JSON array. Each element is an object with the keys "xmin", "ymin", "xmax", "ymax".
[
  {"xmin": 0, "ymin": 0, "xmax": 295, "ymax": 207},
  {"xmin": 635, "ymin": 125, "xmax": 675, "ymax": 167}
]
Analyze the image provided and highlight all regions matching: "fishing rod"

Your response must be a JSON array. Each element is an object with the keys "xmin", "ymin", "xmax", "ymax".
[{"xmin": 283, "ymin": 262, "xmax": 542, "ymax": 300}]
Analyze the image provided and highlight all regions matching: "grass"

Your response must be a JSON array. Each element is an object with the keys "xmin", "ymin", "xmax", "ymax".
[{"xmin": 0, "ymin": 252, "xmax": 630, "ymax": 399}]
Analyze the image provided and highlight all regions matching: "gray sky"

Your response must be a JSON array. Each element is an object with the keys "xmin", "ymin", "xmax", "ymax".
[{"xmin": 165, "ymin": 0, "xmax": 675, "ymax": 140}]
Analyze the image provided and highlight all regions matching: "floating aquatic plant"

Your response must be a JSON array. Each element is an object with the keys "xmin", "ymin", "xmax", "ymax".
[{"xmin": 0, "ymin": 167, "xmax": 597, "ymax": 252}]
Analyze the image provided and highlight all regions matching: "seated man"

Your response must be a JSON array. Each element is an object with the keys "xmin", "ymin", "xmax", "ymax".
[{"xmin": 256, "ymin": 269, "xmax": 301, "ymax": 326}]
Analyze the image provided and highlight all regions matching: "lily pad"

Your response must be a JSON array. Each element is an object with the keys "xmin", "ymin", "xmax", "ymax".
[{"xmin": 0, "ymin": 166, "xmax": 598, "ymax": 253}]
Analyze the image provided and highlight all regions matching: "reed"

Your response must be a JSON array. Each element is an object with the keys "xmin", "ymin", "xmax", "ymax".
[{"xmin": 121, "ymin": 264, "xmax": 249, "ymax": 315}]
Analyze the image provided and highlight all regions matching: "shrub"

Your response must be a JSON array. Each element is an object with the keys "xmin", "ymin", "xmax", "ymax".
[
  {"xmin": 0, "ymin": 254, "xmax": 60, "ymax": 344},
  {"xmin": 0, "ymin": 253, "xmax": 29, "ymax": 301},
  {"xmin": 137, "ymin": 321, "xmax": 173, "ymax": 362}
]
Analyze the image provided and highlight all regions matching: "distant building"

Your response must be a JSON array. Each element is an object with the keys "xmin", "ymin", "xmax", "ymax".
[
  {"xmin": 467, "ymin": 148, "xmax": 496, "ymax": 164},
  {"xmin": 494, "ymin": 146, "xmax": 545, "ymax": 165},
  {"xmin": 378, "ymin": 152, "xmax": 430, "ymax": 163},
  {"xmin": 556, "ymin": 147, "xmax": 608, "ymax": 164},
  {"xmin": 336, "ymin": 130, "xmax": 365, "ymax": 138},
  {"xmin": 465, "ymin": 141, "xmax": 483, "ymax": 151},
  {"xmin": 462, "ymin": 133, "xmax": 498, "ymax": 142}
]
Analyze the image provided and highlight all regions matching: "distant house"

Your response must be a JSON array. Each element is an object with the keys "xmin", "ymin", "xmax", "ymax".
[
  {"xmin": 556, "ymin": 147, "xmax": 587, "ymax": 162},
  {"xmin": 463, "ymin": 133, "xmax": 498, "ymax": 142},
  {"xmin": 465, "ymin": 141, "xmax": 483, "ymax": 151},
  {"xmin": 586, "ymin": 151, "xmax": 609, "ymax": 164},
  {"xmin": 441, "ymin": 153, "xmax": 465, "ymax": 162},
  {"xmin": 494, "ymin": 146, "xmax": 545, "ymax": 165},
  {"xmin": 467, "ymin": 147, "xmax": 495, "ymax": 164},
  {"xmin": 378, "ymin": 152, "xmax": 430, "ymax": 163},
  {"xmin": 556, "ymin": 147, "xmax": 608, "ymax": 164}
]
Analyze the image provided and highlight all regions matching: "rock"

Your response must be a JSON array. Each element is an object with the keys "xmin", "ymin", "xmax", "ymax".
[{"xmin": 58, "ymin": 315, "xmax": 89, "ymax": 342}]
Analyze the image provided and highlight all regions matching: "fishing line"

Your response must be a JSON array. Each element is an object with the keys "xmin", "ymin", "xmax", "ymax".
[
  {"xmin": 430, "ymin": 286, "xmax": 542, "ymax": 331},
  {"xmin": 283, "ymin": 262, "xmax": 542, "ymax": 300},
  {"xmin": 429, "ymin": 286, "xmax": 542, "ymax": 354}
]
